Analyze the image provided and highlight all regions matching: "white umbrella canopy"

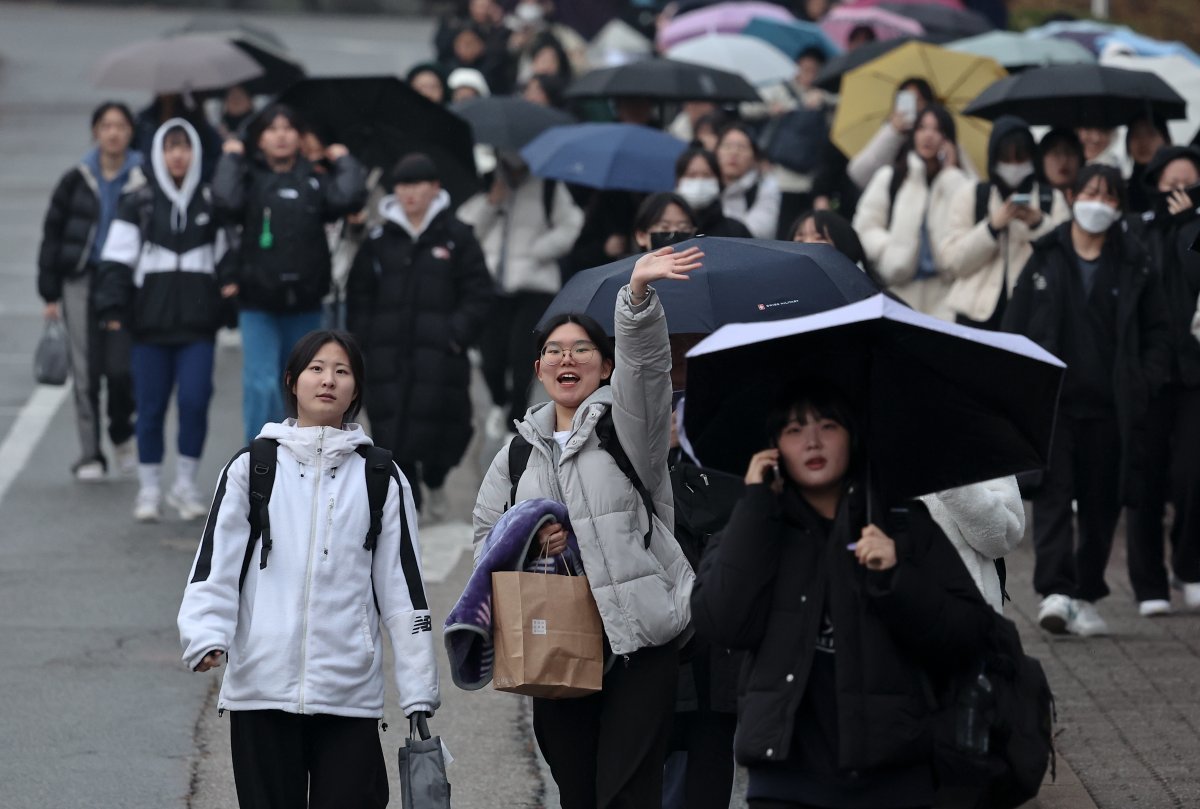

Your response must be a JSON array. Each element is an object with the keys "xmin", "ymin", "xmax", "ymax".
[
  {"xmin": 92, "ymin": 34, "xmax": 263, "ymax": 94},
  {"xmin": 1100, "ymin": 53, "xmax": 1200, "ymax": 144},
  {"xmin": 667, "ymin": 33, "xmax": 797, "ymax": 87}
]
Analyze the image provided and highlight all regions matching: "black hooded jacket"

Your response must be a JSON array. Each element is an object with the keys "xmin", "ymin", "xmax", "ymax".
[
  {"xmin": 692, "ymin": 482, "xmax": 993, "ymax": 783},
  {"xmin": 346, "ymin": 195, "xmax": 493, "ymax": 469},
  {"xmin": 1003, "ymin": 222, "xmax": 1172, "ymax": 505}
]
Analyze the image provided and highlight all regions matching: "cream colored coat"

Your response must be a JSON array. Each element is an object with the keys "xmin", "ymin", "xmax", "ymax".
[
  {"xmin": 932, "ymin": 181, "xmax": 1070, "ymax": 323},
  {"xmin": 853, "ymin": 153, "xmax": 971, "ymax": 320}
]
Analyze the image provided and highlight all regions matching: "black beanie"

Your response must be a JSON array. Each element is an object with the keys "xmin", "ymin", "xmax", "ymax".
[{"xmin": 389, "ymin": 153, "xmax": 439, "ymax": 185}]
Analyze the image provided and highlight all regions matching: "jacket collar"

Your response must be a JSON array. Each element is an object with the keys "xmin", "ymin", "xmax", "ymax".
[
  {"xmin": 379, "ymin": 190, "xmax": 451, "ymax": 241},
  {"xmin": 724, "ymin": 168, "xmax": 761, "ymax": 197},
  {"xmin": 257, "ymin": 419, "xmax": 373, "ymax": 466},
  {"xmin": 517, "ymin": 385, "xmax": 613, "ymax": 459}
]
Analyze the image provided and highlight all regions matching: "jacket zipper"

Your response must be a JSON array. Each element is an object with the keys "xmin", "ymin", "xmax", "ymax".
[
  {"xmin": 323, "ymin": 496, "xmax": 334, "ymax": 558},
  {"xmin": 297, "ymin": 427, "xmax": 326, "ymax": 712}
]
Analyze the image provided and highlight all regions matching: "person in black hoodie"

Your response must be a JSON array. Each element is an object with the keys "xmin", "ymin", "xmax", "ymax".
[
  {"xmin": 1003, "ymin": 164, "xmax": 1171, "ymax": 637},
  {"xmin": 94, "ymin": 119, "xmax": 235, "ymax": 524},
  {"xmin": 1124, "ymin": 116, "xmax": 1171, "ymax": 215},
  {"xmin": 346, "ymin": 154, "xmax": 493, "ymax": 520},
  {"xmin": 1126, "ymin": 145, "xmax": 1200, "ymax": 615},
  {"xmin": 691, "ymin": 380, "xmax": 993, "ymax": 809},
  {"xmin": 673, "ymin": 147, "xmax": 752, "ymax": 240},
  {"xmin": 212, "ymin": 103, "xmax": 367, "ymax": 445}
]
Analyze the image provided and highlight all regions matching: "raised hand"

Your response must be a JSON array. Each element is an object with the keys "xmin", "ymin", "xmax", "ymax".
[{"xmin": 630, "ymin": 245, "xmax": 704, "ymax": 300}]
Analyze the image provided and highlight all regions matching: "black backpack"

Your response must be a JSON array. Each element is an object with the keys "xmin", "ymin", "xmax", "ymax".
[
  {"xmin": 238, "ymin": 438, "xmax": 401, "ymax": 596},
  {"xmin": 932, "ymin": 611, "xmax": 1057, "ymax": 809},
  {"xmin": 505, "ymin": 411, "xmax": 657, "ymax": 549}
]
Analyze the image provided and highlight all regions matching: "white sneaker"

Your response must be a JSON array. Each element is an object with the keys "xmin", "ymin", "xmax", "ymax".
[
  {"xmin": 1037, "ymin": 594, "xmax": 1073, "ymax": 634},
  {"xmin": 167, "ymin": 481, "xmax": 209, "ymax": 521},
  {"xmin": 73, "ymin": 459, "xmax": 106, "ymax": 482},
  {"xmin": 1067, "ymin": 600, "xmax": 1109, "ymax": 637},
  {"xmin": 485, "ymin": 405, "xmax": 510, "ymax": 441},
  {"xmin": 112, "ymin": 438, "xmax": 138, "ymax": 476},
  {"xmin": 424, "ymin": 486, "xmax": 449, "ymax": 524},
  {"xmin": 134, "ymin": 487, "xmax": 161, "ymax": 522},
  {"xmin": 1138, "ymin": 599, "xmax": 1172, "ymax": 618},
  {"xmin": 1182, "ymin": 582, "xmax": 1200, "ymax": 611}
]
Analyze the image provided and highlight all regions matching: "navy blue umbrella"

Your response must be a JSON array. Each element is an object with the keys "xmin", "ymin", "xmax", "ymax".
[
  {"xmin": 520, "ymin": 123, "xmax": 687, "ymax": 193},
  {"xmin": 536, "ymin": 237, "xmax": 879, "ymax": 335}
]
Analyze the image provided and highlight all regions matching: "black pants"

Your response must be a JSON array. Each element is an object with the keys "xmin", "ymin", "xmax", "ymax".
[
  {"xmin": 229, "ymin": 710, "xmax": 388, "ymax": 809},
  {"xmin": 1126, "ymin": 386, "xmax": 1200, "ymax": 599},
  {"xmin": 397, "ymin": 460, "xmax": 452, "ymax": 511},
  {"xmin": 481, "ymin": 291, "xmax": 555, "ymax": 426},
  {"xmin": 663, "ymin": 711, "xmax": 738, "ymax": 809},
  {"xmin": 533, "ymin": 642, "xmax": 678, "ymax": 809},
  {"xmin": 1032, "ymin": 414, "xmax": 1123, "ymax": 602}
]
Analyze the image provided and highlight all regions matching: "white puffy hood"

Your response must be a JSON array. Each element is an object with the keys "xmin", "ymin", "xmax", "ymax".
[
  {"xmin": 258, "ymin": 419, "xmax": 372, "ymax": 467},
  {"xmin": 151, "ymin": 117, "xmax": 203, "ymax": 233},
  {"xmin": 379, "ymin": 189, "xmax": 451, "ymax": 240}
]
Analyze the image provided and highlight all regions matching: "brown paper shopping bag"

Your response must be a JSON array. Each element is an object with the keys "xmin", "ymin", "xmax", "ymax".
[{"xmin": 491, "ymin": 569, "xmax": 604, "ymax": 698}]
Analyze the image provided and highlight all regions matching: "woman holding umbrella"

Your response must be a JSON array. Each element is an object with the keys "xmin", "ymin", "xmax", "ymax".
[
  {"xmin": 691, "ymin": 379, "xmax": 995, "ymax": 808},
  {"xmin": 472, "ymin": 246, "xmax": 702, "ymax": 808},
  {"xmin": 853, "ymin": 104, "xmax": 970, "ymax": 320}
]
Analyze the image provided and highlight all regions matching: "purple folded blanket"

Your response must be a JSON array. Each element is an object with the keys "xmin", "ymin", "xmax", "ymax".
[{"xmin": 444, "ymin": 498, "xmax": 583, "ymax": 691}]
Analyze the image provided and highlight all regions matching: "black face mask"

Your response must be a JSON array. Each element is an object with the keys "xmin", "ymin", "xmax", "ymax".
[
  {"xmin": 1153, "ymin": 182, "xmax": 1200, "ymax": 224},
  {"xmin": 649, "ymin": 231, "xmax": 694, "ymax": 250}
]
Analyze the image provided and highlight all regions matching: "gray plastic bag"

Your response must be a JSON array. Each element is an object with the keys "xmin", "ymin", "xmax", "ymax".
[
  {"xmin": 33, "ymin": 319, "xmax": 69, "ymax": 385},
  {"xmin": 398, "ymin": 713, "xmax": 451, "ymax": 809}
]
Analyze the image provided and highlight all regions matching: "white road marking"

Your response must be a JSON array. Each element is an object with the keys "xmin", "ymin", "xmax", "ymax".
[
  {"xmin": 0, "ymin": 383, "xmax": 70, "ymax": 506},
  {"xmin": 418, "ymin": 520, "xmax": 473, "ymax": 584}
]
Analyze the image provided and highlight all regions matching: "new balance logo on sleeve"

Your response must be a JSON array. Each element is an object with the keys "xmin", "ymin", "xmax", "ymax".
[{"xmin": 412, "ymin": 615, "xmax": 433, "ymax": 634}]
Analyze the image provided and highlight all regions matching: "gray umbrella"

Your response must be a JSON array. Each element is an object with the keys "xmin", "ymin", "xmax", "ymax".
[{"xmin": 92, "ymin": 34, "xmax": 263, "ymax": 94}]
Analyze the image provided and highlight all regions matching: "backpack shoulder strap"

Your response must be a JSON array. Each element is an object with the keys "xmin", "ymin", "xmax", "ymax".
[
  {"xmin": 1038, "ymin": 185, "xmax": 1054, "ymax": 215},
  {"xmin": 356, "ymin": 445, "xmax": 394, "ymax": 552},
  {"xmin": 975, "ymin": 182, "xmax": 991, "ymax": 224},
  {"xmin": 745, "ymin": 181, "xmax": 759, "ymax": 211},
  {"xmin": 241, "ymin": 438, "xmax": 278, "ymax": 591},
  {"xmin": 595, "ymin": 411, "xmax": 657, "ymax": 549},
  {"xmin": 541, "ymin": 180, "xmax": 557, "ymax": 229},
  {"xmin": 507, "ymin": 434, "xmax": 534, "ymax": 511}
]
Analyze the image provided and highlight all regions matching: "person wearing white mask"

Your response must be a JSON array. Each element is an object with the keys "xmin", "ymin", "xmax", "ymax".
[
  {"xmin": 1003, "ymin": 163, "xmax": 1171, "ymax": 639},
  {"xmin": 934, "ymin": 116, "xmax": 1070, "ymax": 330},
  {"xmin": 673, "ymin": 147, "xmax": 752, "ymax": 239}
]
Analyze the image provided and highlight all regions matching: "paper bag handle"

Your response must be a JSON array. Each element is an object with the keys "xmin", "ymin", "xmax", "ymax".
[{"xmin": 409, "ymin": 711, "xmax": 432, "ymax": 741}]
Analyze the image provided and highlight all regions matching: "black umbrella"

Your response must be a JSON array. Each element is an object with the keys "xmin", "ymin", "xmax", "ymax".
[
  {"xmin": 880, "ymin": 3, "xmax": 993, "ymax": 39},
  {"xmin": 537, "ymin": 237, "xmax": 879, "ymax": 335},
  {"xmin": 963, "ymin": 64, "xmax": 1187, "ymax": 129},
  {"xmin": 814, "ymin": 34, "xmax": 954, "ymax": 92},
  {"xmin": 451, "ymin": 97, "xmax": 574, "ymax": 151},
  {"xmin": 565, "ymin": 58, "xmax": 760, "ymax": 102},
  {"xmin": 166, "ymin": 18, "xmax": 305, "ymax": 95},
  {"xmin": 274, "ymin": 76, "xmax": 478, "ymax": 203},
  {"xmin": 681, "ymin": 294, "xmax": 1065, "ymax": 500}
]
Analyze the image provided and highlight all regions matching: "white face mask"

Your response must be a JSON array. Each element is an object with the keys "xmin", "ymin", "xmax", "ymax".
[
  {"xmin": 676, "ymin": 177, "xmax": 721, "ymax": 209},
  {"xmin": 1073, "ymin": 199, "xmax": 1121, "ymax": 234},
  {"xmin": 994, "ymin": 160, "xmax": 1034, "ymax": 189}
]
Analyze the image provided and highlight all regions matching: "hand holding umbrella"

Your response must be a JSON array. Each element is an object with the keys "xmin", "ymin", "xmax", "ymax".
[{"xmin": 629, "ymin": 245, "xmax": 705, "ymax": 303}]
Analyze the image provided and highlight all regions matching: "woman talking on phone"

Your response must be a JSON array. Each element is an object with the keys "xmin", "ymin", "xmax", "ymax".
[
  {"xmin": 853, "ymin": 104, "xmax": 971, "ymax": 320},
  {"xmin": 691, "ymin": 380, "xmax": 994, "ymax": 809}
]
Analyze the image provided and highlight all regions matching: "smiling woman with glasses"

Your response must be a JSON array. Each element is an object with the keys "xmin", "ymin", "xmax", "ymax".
[{"xmin": 471, "ymin": 245, "xmax": 705, "ymax": 807}]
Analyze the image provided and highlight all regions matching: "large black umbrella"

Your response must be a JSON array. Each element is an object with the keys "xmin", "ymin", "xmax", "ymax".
[
  {"xmin": 565, "ymin": 59, "xmax": 760, "ymax": 102},
  {"xmin": 166, "ymin": 18, "xmax": 305, "ymax": 95},
  {"xmin": 275, "ymin": 76, "xmax": 478, "ymax": 203},
  {"xmin": 681, "ymin": 294, "xmax": 1065, "ymax": 500},
  {"xmin": 963, "ymin": 64, "xmax": 1187, "ymax": 129},
  {"xmin": 452, "ymin": 97, "xmax": 574, "ymax": 151},
  {"xmin": 537, "ymin": 237, "xmax": 879, "ymax": 335},
  {"xmin": 880, "ymin": 3, "xmax": 993, "ymax": 39}
]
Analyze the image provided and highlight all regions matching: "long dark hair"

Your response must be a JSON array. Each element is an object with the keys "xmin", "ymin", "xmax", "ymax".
[
  {"xmin": 282, "ymin": 330, "xmax": 366, "ymax": 424},
  {"xmin": 789, "ymin": 209, "xmax": 880, "ymax": 286},
  {"xmin": 91, "ymin": 101, "xmax": 134, "ymax": 130},
  {"xmin": 674, "ymin": 146, "xmax": 724, "ymax": 190},
  {"xmin": 633, "ymin": 192, "xmax": 697, "ymax": 234},
  {"xmin": 533, "ymin": 313, "xmax": 614, "ymax": 383},
  {"xmin": 888, "ymin": 104, "xmax": 957, "ymax": 204}
]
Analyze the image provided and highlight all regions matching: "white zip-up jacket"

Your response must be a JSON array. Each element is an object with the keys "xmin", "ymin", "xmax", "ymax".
[{"xmin": 178, "ymin": 421, "xmax": 440, "ymax": 719}]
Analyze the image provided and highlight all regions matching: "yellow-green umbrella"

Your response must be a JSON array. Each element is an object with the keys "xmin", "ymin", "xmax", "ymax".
[{"xmin": 832, "ymin": 41, "xmax": 1007, "ymax": 178}]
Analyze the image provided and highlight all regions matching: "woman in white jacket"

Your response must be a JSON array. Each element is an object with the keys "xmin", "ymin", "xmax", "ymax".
[
  {"xmin": 853, "ymin": 104, "xmax": 972, "ymax": 320},
  {"xmin": 473, "ymin": 246, "xmax": 701, "ymax": 809},
  {"xmin": 178, "ymin": 329, "xmax": 438, "ymax": 809},
  {"xmin": 715, "ymin": 123, "xmax": 782, "ymax": 240}
]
